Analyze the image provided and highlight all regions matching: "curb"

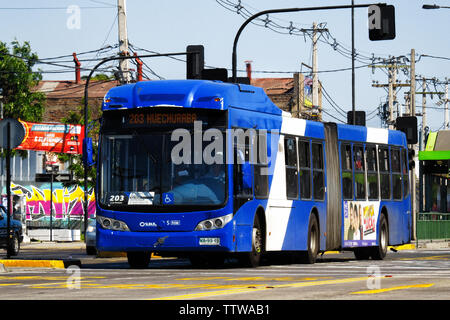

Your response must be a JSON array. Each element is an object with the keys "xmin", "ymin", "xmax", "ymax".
[
  {"xmin": 0, "ymin": 259, "xmax": 81, "ymax": 269},
  {"xmin": 389, "ymin": 244, "xmax": 416, "ymax": 251}
]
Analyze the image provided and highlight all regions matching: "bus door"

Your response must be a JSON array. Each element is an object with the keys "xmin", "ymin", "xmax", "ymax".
[
  {"xmin": 233, "ymin": 139, "xmax": 253, "ymax": 213},
  {"xmin": 324, "ymin": 123, "xmax": 342, "ymax": 250}
]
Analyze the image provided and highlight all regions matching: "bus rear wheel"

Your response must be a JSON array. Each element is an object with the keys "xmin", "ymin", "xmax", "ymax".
[
  {"xmin": 127, "ymin": 251, "xmax": 151, "ymax": 268},
  {"xmin": 300, "ymin": 214, "xmax": 319, "ymax": 264},
  {"xmin": 239, "ymin": 215, "xmax": 263, "ymax": 268},
  {"xmin": 371, "ymin": 214, "xmax": 388, "ymax": 260}
]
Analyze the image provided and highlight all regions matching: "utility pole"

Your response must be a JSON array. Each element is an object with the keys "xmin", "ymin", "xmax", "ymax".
[
  {"xmin": 351, "ymin": 0, "xmax": 356, "ymax": 124},
  {"xmin": 387, "ymin": 64, "xmax": 396, "ymax": 129},
  {"xmin": 410, "ymin": 49, "xmax": 416, "ymax": 117},
  {"xmin": 372, "ymin": 58, "xmax": 410, "ymax": 128},
  {"xmin": 422, "ymin": 77, "xmax": 427, "ymax": 148},
  {"xmin": 118, "ymin": 0, "xmax": 130, "ymax": 83},
  {"xmin": 293, "ymin": 72, "xmax": 304, "ymax": 119},
  {"xmin": 445, "ymin": 83, "xmax": 449, "ymax": 129},
  {"xmin": 312, "ymin": 22, "xmax": 319, "ymax": 111},
  {"xmin": 409, "ymin": 49, "xmax": 416, "ymax": 242}
]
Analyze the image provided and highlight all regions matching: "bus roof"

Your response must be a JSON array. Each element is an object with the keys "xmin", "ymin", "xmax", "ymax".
[
  {"xmin": 337, "ymin": 122, "xmax": 407, "ymax": 146},
  {"xmin": 102, "ymin": 79, "xmax": 283, "ymax": 116}
]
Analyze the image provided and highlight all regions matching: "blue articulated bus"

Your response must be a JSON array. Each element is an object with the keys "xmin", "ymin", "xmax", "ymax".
[{"xmin": 95, "ymin": 79, "xmax": 411, "ymax": 268}]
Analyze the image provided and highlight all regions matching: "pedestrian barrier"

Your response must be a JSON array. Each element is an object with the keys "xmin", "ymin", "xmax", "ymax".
[{"xmin": 417, "ymin": 212, "xmax": 450, "ymax": 240}]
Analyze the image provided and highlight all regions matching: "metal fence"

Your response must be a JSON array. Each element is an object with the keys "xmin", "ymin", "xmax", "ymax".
[{"xmin": 417, "ymin": 212, "xmax": 450, "ymax": 240}]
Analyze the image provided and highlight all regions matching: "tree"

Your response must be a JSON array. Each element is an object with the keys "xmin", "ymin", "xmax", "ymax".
[
  {"xmin": 0, "ymin": 40, "xmax": 46, "ymax": 158},
  {"xmin": 0, "ymin": 40, "xmax": 45, "ymax": 121}
]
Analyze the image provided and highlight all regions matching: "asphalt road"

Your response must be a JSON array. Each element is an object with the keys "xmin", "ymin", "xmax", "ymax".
[{"xmin": 1, "ymin": 244, "xmax": 450, "ymax": 304}]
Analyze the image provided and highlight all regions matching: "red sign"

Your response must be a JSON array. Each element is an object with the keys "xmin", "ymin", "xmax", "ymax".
[{"xmin": 15, "ymin": 120, "xmax": 84, "ymax": 154}]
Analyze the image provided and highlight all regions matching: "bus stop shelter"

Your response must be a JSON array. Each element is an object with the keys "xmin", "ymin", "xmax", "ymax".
[{"xmin": 418, "ymin": 130, "xmax": 450, "ymax": 240}]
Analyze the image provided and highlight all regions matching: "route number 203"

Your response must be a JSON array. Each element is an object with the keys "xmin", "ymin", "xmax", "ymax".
[{"xmin": 109, "ymin": 194, "xmax": 125, "ymax": 203}]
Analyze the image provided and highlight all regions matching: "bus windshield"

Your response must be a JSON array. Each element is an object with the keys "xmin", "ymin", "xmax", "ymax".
[{"xmin": 99, "ymin": 131, "xmax": 226, "ymax": 209}]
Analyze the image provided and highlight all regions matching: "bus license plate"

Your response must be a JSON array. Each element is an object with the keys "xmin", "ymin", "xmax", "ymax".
[{"xmin": 199, "ymin": 237, "xmax": 220, "ymax": 246}]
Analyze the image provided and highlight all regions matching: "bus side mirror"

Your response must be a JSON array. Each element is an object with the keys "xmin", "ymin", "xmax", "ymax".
[{"xmin": 82, "ymin": 137, "xmax": 95, "ymax": 167}]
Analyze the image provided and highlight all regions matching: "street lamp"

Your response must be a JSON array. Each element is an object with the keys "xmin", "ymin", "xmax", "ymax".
[{"xmin": 422, "ymin": 4, "xmax": 450, "ymax": 9}]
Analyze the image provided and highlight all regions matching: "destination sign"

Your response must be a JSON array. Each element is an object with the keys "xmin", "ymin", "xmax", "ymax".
[
  {"xmin": 127, "ymin": 112, "xmax": 198, "ymax": 126},
  {"xmin": 102, "ymin": 108, "xmax": 227, "ymax": 131}
]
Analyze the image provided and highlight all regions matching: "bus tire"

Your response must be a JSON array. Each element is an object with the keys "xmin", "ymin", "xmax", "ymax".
[
  {"xmin": 239, "ymin": 215, "xmax": 263, "ymax": 268},
  {"xmin": 127, "ymin": 251, "xmax": 151, "ymax": 268},
  {"xmin": 300, "ymin": 213, "xmax": 319, "ymax": 264},
  {"xmin": 371, "ymin": 213, "xmax": 388, "ymax": 260},
  {"xmin": 353, "ymin": 248, "xmax": 371, "ymax": 260}
]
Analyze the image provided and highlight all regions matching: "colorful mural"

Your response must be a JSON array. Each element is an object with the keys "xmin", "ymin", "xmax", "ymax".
[{"xmin": 4, "ymin": 182, "xmax": 95, "ymax": 221}]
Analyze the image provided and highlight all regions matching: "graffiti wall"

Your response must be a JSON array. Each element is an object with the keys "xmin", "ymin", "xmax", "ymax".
[{"xmin": 2, "ymin": 181, "xmax": 95, "ymax": 223}]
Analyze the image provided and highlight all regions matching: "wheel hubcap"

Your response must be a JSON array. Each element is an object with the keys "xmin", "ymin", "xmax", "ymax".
[
  {"xmin": 253, "ymin": 227, "xmax": 261, "ymax": 254},
  {"xmin": 310, "ymin": 226, "xmax": 318, "ymax": 254}
]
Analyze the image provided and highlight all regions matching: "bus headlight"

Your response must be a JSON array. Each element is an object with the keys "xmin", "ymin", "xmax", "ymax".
[
  {"xmin": 97, "ymin": 215, "xmax": 130, "ymax": 232},
  {"xmin": 195, "ymin": 213, "xmax": 233, "ymax": 231}
]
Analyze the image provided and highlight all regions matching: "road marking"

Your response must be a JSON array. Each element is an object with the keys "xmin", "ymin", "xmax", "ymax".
[
  {"xmin": 150, "ymin": 276, "xmax": 377, "ymax": 300},
  {"xmin": 399, "ymin": 255, "xmax": 450, "ymax": 261},
  {"xmin": 351, "ymin": 283, "xmax": 434, "ymax": 295},
  {"xmin": 0, "ymin": 276, "xmax": 105, "ymax": 281},
  {"xmin": 176, "ymin": 277, "xmax": 228, "ymax": 281}
]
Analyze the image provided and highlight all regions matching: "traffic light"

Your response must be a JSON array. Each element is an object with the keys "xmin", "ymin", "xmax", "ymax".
[
  {"xmin": 368, "ymin": 4, "xmax": 396, "ymax": 41},
  {"xmin": 396, "ymin": 116, "xmax": 418, "ymax": 145},
  {"xmin": 347, "ymin": 111, "xmax": 366, "ymax": 126},
  {"xmin": 186, "ymin": 45, "xmax": 204, "ymax": 79}
]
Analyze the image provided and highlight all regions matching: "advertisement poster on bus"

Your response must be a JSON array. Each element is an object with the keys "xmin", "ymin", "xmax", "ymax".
[
  {"xmin": 15, "ymin": 120, "xmax": 84, "ymax": 154},
  {"xmin": 343, "ymin": 201, "xmax": 380, "ymax": 247}
]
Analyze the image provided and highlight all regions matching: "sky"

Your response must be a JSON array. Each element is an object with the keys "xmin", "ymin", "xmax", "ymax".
[{"xmin": 1, "ymin": 0, "xmax": 449, "ymax": 133}]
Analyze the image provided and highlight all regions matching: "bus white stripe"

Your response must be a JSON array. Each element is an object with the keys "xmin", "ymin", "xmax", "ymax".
[{"xmin": 366, "ymin": 127, "xmax": 389, "ymax": 144}]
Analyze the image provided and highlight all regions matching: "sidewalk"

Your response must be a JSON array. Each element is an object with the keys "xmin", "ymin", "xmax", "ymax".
[
  {"xmin": 416, "ymin": 239, "xmax": 450, "ymax": 250},
  {"xmin": 20, "ymin": 241, "xmax": 85, "ymax": 250}
]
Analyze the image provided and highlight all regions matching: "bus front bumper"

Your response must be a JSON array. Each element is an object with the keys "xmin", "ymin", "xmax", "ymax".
[{"xmin": 96, "ymin": 226, "xmax": 235, "ymax": 253}]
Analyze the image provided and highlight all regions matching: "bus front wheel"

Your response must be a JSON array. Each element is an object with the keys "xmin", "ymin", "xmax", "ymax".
[
  {"xmin": 239, "ymin": 215, "xmax": 263, "ymax": 268},
  {"xmin": 127, "ymin": 251, "xmax": 151, "ymax": 268}
]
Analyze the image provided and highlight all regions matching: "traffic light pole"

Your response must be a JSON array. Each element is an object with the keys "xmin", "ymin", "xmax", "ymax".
[{"xmin": 231, "ymin": 3, "xmax": 383, "ymax": 84}]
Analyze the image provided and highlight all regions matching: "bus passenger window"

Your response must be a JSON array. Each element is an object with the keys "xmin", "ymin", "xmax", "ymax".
[
  {"xmin": 298, "ymin": 140, "xmax": 311, "ymax": 199},
  {"xmin": 341, "ymin": 144, "xmax": 353, "ymax": 200},
  {"xmin": 366, "ymin": 145, "xmax": 379, "ymax": 200},
  {"xmin": 353, "ymin": 145, "xmax": 366, "ymax": 200},
  {"xmin": 401, "ymin": 148, "xmax": 409, "ymax": 198},
  {"xmin": 284, "ymin": 137, "xmax": 298, "ymax": 199},
  {"xmin": 391, "ymin": 148, "xmax": 402, "ymax": 200},
  {"xmin": 254, "ymin": 131, "xmax": 269, "ymax": 199},
  {"xmin": 312, "ymin": 142, "xmax": 325, "ymax": 200},
  {"xmin": 378, "ymin": 147, "xmax": 391, "ymax": 200}
]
